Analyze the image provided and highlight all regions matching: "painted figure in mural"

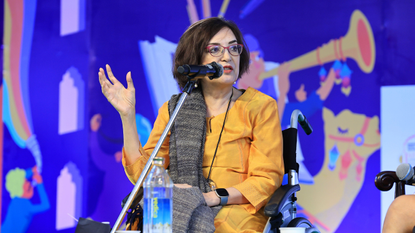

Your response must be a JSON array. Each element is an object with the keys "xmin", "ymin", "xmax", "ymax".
[
  {"xmin": 88, "ymin": 113, "xmax": 151, "ymax": 223},
  {"xmin": 296, "ymin": 108, "xmax": 380, "ymax": 232},
  {"xmin": 238, "ymin": 34, "xmax": 337, "ymax": 127},
  {"xmin": 88, "ymin": 113, "xmax": 129, "ymax": 223},
  {"xmin": 2, "ymin": 166, "xmax": 50, "ymax": 233},
  {"xmin": 382, "ymin": 194, "xmax": 415, "ymax": 233},
  {"xmin": 99, "ymin": 17, "xmax": 284, "ymax": 232},
  {"xmin": 238, "ymin": 34, "xmax": 337, "ymax": 185}
]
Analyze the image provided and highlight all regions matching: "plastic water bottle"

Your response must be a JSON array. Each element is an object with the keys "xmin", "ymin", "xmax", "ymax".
[{"xmin": 143, "ymin": 157, "xmax": 173, "ymax": 233}]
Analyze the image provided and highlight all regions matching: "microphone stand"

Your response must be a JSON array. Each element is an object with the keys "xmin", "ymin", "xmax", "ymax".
[{"xmin": 111, "ymin": 79, "xmax": 198, "ymax": 233}]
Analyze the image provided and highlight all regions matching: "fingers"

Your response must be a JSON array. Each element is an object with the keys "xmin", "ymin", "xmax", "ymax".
[
  {"xmin": 98, "ymin": 65, "xmax": 120, "ymax": 86},
  {"xmin": 126, "ymin": 71, "xmax": 135, "ymax": 90},
  {"xmin": 105, "ymin": 64, "xmax": 121, "ymax": 85},
  {"xmin": 98, "ymin": 68, "xmax": 111, "ymax": 87},
  {"xmin": 98, "ymin": 65, "xmax": 133, "ymax": 95}
]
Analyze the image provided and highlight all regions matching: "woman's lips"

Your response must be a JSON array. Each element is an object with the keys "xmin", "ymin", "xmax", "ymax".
[{"xmin": 223, "ymin": 65, "xmax": 233, "ymax": 74}]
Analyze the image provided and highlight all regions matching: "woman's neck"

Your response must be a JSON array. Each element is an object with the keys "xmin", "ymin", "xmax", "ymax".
[{"xmin": 202, "ymin": 84, "xmax": 234, "ymax": 117}]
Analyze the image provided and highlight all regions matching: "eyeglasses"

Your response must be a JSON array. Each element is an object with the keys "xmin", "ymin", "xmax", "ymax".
[{"xmin": 205, "ymin": 44, "xmax": 244, "ymax": 57}]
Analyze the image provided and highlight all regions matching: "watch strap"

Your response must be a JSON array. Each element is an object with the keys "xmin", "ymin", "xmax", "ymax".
[{"xmin": 219, "ymin": 195, "xmax": 228, "ymax": 206}]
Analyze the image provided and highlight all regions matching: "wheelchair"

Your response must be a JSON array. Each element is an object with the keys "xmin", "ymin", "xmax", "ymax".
[{"xmin": 262, "ymin": 110, "xmax": 320, "ymax": 233}]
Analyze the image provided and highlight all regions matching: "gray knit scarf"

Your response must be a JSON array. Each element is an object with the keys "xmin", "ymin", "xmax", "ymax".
[{"xmin": 168, "ymin": 87, "xmax": 221, "ymax": 232}]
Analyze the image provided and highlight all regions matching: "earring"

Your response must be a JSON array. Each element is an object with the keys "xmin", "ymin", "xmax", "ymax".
[{"xmin": 233, "ymin": 81, "xmax": 236, "ymax": 85}]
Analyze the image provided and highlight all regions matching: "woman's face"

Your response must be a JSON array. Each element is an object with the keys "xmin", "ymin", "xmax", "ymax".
[{"xmin": 201, "ymin": 27, "xmax": 240, "ymax": 86}]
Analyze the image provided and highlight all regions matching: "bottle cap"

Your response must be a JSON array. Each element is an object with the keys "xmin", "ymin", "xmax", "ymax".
[{"xmin": 153, "ymin": 157, "xmax": 164, "ymax": 166}]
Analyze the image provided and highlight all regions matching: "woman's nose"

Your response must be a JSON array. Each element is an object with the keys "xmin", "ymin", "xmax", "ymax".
[{"xmin": 221, "ymin": 48, "xmax": 232, "ymax": 62}]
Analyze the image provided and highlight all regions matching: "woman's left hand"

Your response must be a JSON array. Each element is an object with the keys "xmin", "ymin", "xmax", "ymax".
[
  {"xmin": 203, "ymin": 191, "xmax": 220, "ymax": 207},
  {"xmin": 174, "ymin": 184, "xmax": 220, "ymax": 206}
]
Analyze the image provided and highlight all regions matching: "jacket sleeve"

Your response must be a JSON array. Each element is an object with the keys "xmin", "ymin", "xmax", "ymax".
[
  {"xmin": 233, "ymin": 98, "xmax": 284, "ymax": 213},
  {"xmin": 122, "ymin": 101, "xmax": 171, "ymax": 184}
]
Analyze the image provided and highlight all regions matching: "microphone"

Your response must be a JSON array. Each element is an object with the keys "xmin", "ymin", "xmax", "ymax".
[
  {"xmin": 396, "ymin": 163, "xmax": 415, "ymax": 184},
  {"xmin": 177, "ymin": 62, "xmax": 224, "ymax": 80}
]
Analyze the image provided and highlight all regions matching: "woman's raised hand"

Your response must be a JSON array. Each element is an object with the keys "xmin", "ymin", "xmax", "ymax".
[{"xmin": 98, "ymin": 64, "xmax": 136, "ymax": 117}]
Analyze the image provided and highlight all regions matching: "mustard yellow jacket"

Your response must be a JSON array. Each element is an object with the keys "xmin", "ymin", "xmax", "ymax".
[{"xmin": 123, "ymin": 87, "xmax": 284, "ymax": 232}]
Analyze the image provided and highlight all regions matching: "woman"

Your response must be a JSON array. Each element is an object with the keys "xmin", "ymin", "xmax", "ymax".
[{"xmin": 99, "ymin": 17, "xmax": 284, "ymax": 232}]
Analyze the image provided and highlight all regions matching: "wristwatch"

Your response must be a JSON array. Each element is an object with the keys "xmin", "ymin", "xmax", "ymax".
[{"xmin": 214, "ymin": 188, "xmax": 229, "ymax": 206}]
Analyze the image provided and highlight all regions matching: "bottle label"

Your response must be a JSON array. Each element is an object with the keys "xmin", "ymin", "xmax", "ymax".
[
  {"xmin": 144, "ymin": 197, "xmax": 172, "ymax": 233},
  {"xmin": 143, "ymin": 165, "xmax": 173, "ymax": 233}
]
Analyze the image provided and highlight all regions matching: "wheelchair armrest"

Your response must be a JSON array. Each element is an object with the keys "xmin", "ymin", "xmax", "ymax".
[
  {"xmin": 264, "ymin": 184, "xmax": 300, "ymax": 217},
  {"xmin": 121, "ymin": 187, "xmax": 143, "ymax": 209},
  {"xmin": 374, "ymin": 171, "xmax": 405, "ymax": 198}
]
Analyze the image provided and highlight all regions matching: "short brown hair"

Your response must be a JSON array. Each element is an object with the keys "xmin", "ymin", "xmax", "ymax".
[{"xmin": 173, "ymin": 17, "xmax": 250, "ymax": 89}]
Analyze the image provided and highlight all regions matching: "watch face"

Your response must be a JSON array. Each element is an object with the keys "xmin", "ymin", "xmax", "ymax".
[{"xmin": 216, "ymin": 188, "xmax": 229, "ymax": 196}]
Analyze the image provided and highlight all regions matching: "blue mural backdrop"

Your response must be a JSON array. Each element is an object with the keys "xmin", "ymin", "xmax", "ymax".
[{"xmin": 1, "ymin": 0, "xmax": 414, "ymax": 232}]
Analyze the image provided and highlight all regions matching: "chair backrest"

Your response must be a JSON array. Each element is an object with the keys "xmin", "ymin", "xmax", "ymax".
[{"xmin": 374, "ymin": 171, "xmax": 406, "ymax": 198}]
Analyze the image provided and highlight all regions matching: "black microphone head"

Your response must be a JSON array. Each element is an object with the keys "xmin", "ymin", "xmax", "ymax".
[
  {"xmin": 396, "ymin": 163, "xmax": 414, "ymax": 181},
  {"xmin": 177, "ymin": 64, "xmax": 190, "ymax": 75},
  {"xmin": 209, "ymin": 62, "xmax": 223, "ymax": 79}
]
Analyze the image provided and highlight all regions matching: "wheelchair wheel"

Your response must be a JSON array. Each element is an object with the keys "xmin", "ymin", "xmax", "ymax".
[
  {"xmin": 287, "ymin": 217, "xmax": 312, "ymax": 227},
  {"xmin": 287, "ymin": 217, "xmax": 320, "ymax": 233}
]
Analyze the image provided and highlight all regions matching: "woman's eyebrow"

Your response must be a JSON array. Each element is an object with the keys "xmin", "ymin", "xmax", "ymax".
[{"xmin": 208, "ymin": 39, "xmax": 238, "ymax": 45}]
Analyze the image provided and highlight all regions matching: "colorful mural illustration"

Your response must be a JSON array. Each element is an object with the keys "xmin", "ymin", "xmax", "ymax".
[
  {"xmin": 233, "ymin": 10, "xmax": 378, "ymax": 232},
  {"xmin": 3, "ymin": 0, "xmax": 42, "ymax": 169},
  {"xmin": 297, "ymin": 108, "xmax": 380, "ymax": 232},
  {"xmin": 2, "ymin": 1, "xmax": 44, "ymax": 227},
  {"xmin": 2, "ymin": 167, "xmax": 50, "ymax": 233},
  {"xmin": 56, "ymin": 162, "xmax": 82, "ymax": 230},
  {"xmin": 87, "ymin": 113, "xmax": 151, "ymax": 224},
  {"xmin": 87, "ymin": 113, "xmax": 131, "ymax": 224},
  {"xmin": 138, "ymin": 37, "xmax": 179, "ymax": 115},
  {"xmin": 58, "ymin": 67, "xmax": 85, "ymax": 135},
  {"xmin": 60, "ymin": 0, "xmax": 86, "ymax": 36},
  {"xmin": 255, "ymin": 9, "xmax": 375, "ymax": 101},
  {"xmin": 2, "ymin": 0, "xmax": 414, "ymax": 232}
]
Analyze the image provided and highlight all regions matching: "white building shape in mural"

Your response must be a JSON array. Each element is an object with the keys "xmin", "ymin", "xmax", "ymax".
[
  {"xmin": 59, "ymin": 67, "xmax": 85, "ymax": 135},
  {"xmin": 60, "ymin": 0, "xmax": 86, "ymax": 36},
  {"xmin": 56, "ymin": 162, "xmax": 83, "ymax": 230}
]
